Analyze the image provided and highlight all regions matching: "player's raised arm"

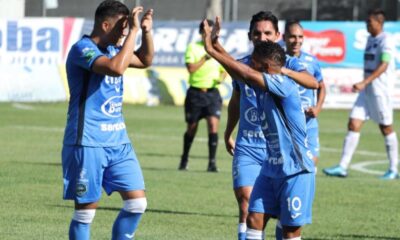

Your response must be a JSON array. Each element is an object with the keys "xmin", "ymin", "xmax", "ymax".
[
  {"xmin": 202, "ymin": 18, "xmax": 267, "ymax": 91},
  {"xmin": 92, "ymin": 6, "xmax": 143, "ymax": 76},
  {"xmin": 131, "ymin": 8, "xmax": 154, "ymax": 68}
]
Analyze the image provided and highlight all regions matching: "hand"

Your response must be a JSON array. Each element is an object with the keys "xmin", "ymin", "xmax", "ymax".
[
  {"xmin": 129, "ymin": 6, "xmax": 143, "ymax": 31},
  {"xmin": 201, "ymin": 19, "xmax": 213, "ymax": 54},
  {"xmin": 224, "ymin": 136, "xmax": 235, "ymax": 156},
  {"xmin": 141, "ymin": 9, "xmax": 153, "ymax": 33},
  {"xmin": 352, "ymin": 82, "xmax": 366, "ymax": 92},
  {"xmin": 211, "ymin": 16, "xmax": 221, "ymax": 43},
  {"xmin": 280, "ymin": 67, "xmax": 289, "ymax": 75},
  {"xmin": 305, "ymin": 107, "xmax": 320, "ymax": 118}
]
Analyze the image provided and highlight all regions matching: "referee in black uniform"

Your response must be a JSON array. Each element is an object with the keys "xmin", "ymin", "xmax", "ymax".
[{"xmin": 179, "ymin": 19, "xmax": 226, "ymax": 172}]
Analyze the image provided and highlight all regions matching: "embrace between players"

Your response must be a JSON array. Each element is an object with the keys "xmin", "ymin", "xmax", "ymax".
[{"xmin": 62, "ymin": 0, "xmax": 398, "ymax": 239}]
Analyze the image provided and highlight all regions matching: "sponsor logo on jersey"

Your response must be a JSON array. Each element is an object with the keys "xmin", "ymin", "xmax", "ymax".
[
  {"xmin": 303, "ymin": 30, "xmax": 345, "ymax": 63},
  {"xmin": 267, "ymin": 156, "xmax": 283, "ymax": 165},
  {"xmin": 101, "ymin": 96, "xmax": 123, "ymax": 117},
  {"xmin": 291, "ymin": 212, "xmax": 302, "ymax": 219},
  {"xmin": 244, "ymin": 107, "xmax": 260, "ymax": 127},
  {"xmin": 100, "ymin": 122, "xmax": 126, "ymax": 132},
  {"xmin": 125, "ymin": 232, "xmax": 135, "ymax": 239}
]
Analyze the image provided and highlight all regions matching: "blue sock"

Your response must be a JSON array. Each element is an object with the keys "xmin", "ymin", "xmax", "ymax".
[
  {"xmin": 112, "ymin": 210, "xmax": 143, "ymax": 240},
  {"xmin": 238, "ymin": 232, "xmax": 246, "ymax": 240},
  {"xmin": 69, "ymin": 219, "xmax": 90, "ymax": 240},
  {"xmin": 275, "ymin": 220, "xmax": 283, "ymax": 240}
]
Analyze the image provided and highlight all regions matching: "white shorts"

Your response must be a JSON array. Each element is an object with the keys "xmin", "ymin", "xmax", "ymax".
[{"xmin": 350, "ymin": 90, "xmax": 393, "ymax": 125}]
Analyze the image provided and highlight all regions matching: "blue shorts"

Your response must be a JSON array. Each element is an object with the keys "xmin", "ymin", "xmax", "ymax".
[
  {"xmin": 62, "ymin": 143, "xmax": 145, "ymax": 204},
  {"xmin": 232, "ymin": 144, "xmax": 266, "ymax": 189},
  {"xmin": 307, "ymin": 127, "xmax": 319, "ymax": 157},
  {"xmin": 248, "ymin": 171, "xmax": 315, "ymax": 227}
]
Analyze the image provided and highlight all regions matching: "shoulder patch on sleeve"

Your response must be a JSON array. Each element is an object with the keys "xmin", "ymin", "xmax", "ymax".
[{"xmin": 82, "ymin": 47, "xmax": 97, "ymax": 62}]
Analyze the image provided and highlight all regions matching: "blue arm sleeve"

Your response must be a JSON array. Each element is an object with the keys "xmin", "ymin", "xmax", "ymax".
[
  {"xmin": 285, "ymin": 56, "xmax": 306, "ymax": 72},
  {"xmin": 71, "ymin": 40, "xmax": 104, "ymax": 70},
  {"xmin": 263, "ymin": 73, "xmax": 296, "ymax": 98}
]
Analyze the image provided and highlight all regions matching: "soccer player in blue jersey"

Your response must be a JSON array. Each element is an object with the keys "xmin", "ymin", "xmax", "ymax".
[
  {"xmin": 283, "ymin": 20, "xmax": 326, "ymax": 166},
  {"xmin": 224, "ymin": 11, "xmax": 317, "ymax": 240},
  {"xmin": 61, "ymin": 1, "xmax": 153, "ymax": 239},
  {"xmin": 203, "ymin": 17, "xmax": 315, "ymax": 240}
]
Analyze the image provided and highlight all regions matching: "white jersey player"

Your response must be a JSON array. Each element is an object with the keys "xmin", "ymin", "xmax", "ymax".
[{"xmin": 323, "ymin": 8, "xmax": 399, "ymax": 180}]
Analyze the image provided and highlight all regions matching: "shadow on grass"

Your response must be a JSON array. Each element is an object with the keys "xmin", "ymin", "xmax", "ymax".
[
  {"xmin": 16, "ymin": 161, "xmax": 61, "ymax": 166},
  {"xmin": 305, "ymin": 235, "xmax": 400, "ymax": 240},
  {"xmin": 137, "ymin": 151, "xmax": 205, "ymax": 160},
  {"xmin": 51, "ymin": 205, "xmax": 236, "ymax": 219}
]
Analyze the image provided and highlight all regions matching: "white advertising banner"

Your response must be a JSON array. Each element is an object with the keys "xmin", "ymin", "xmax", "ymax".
[
  {"xmin": 0, "ymin": 18, "xmax": 83, "ymax": 102},
  {"xmin": 322, "ymin": 68, "xmax": 400, "ymax": 109}
]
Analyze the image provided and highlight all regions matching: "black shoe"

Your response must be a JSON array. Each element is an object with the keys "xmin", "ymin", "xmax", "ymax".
[
  {"xmin": 178, "ymin": 156, "xmax": 188, "ymax": 171},
  {"xmin": 207, "ymin": 164, "xmax": 219, "ymax": 172}
]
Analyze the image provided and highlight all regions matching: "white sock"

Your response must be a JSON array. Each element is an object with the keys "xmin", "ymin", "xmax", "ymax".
[
  {"xmin": 246, "ymin": 228, "xmax": 264, "ymax": 240},
  {"xmin": 339, "ymin": 131, "xmax": 360, "ymax": 169},
  {"xmin": 385, "ymin": 132, "xmax": 398, "ymax": 173},
  {"xmin": 238, "ymin": 222, "xmax": 247, "ymax": 234},
  {"xmin": 283, "ymin": 237, "xmax": 301, "ymax": 240}
]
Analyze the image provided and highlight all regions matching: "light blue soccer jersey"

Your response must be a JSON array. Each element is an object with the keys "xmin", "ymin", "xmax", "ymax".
[
  {"xmin": 232, "ymin": 55, "xmax": 305, "ymax": 148},
  {"xmin": 63, "ymin": 35, "xmax": 130, "ymax": 147},
  {"xmin": 256, "ymin": 73, "xmax": 314, "ymax": 178},
  {"xmin": 233, "ymin": 55, "xmax": 266, "ymax": 148},
  {"xmin": 296, "ymin": 51, "xmax": 323, "ymax": 129}
]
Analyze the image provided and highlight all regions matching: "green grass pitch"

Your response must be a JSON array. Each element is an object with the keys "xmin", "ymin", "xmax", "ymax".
[{"xmin": 0, "ymin": 102, "xmax": 399, "ymax": 239}]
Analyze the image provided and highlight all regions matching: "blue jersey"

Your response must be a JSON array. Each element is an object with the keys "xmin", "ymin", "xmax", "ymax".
[
  {"xmin": 63, "ymin": 36, "xmax": 130, "ymax": 147},
  {"xmin": 232, "ymin": 55, "xmax": 305, "ymax": 148},
  {"xmin": 256, "ymin": 73, "xmax": 314, "ymax": 178},
  {"xmin": 296, "ymin": 51, "xmax": 323, "ymax": 129},
  {"xmin": 233, "ymin": 55, "xmax": 266, "ymax": 148}
]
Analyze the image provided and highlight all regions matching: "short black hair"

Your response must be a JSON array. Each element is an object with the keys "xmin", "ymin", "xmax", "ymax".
[
  {"xmin": 249, "ymin": 11, "xmax": 279, "ymax": 34},
  {"xmin": 94, "ymin": 0, "xmax": 129, "ymax": 25},
  {"xmin": 368, "ymin": 8, "xmax": 385, "ymax": 23},
  {"xmin": 253, "ymin": 41, "xmax": 286, "ymax": 67},
  {"xmin": 199, "ymin": 19, "xmax": 214, "ymax": 34},
  {"xmin": 284, "ymin": 19, "xmax": 302, "ymax": 34}
]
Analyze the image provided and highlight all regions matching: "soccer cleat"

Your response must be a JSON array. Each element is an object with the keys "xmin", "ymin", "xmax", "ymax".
[
  {"xmin": 379, "ymin": 170, "xmax": 399, "ymax": 180},
  {"xmin": 178, "ymin": 156, "xmax": 188, "ymax": 171},
  {"xmin": 322, "ymin": 165, "xmax": 347, "ymax": 178},
  {"xmin": 207, "ymin": 164, "xmax": 219, "ymax": 173}
]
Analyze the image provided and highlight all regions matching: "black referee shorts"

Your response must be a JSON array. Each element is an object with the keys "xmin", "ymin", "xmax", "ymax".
[{"xmin": 184, "ymin": 87, "xmax": 222, "ymax": 124}]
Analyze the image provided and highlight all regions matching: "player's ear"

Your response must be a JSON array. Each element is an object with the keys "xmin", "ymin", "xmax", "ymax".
[{"xmin": 101, "ymin": 20, "xmax": 110, "ymax": 33}]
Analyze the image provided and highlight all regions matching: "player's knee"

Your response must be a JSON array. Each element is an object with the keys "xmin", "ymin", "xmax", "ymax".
[
  {"xmin": 123, "ymin": 198, "xmax": 147, "ymax": 213},
  {"xmin": 72, "ymin": 209, "xmax": 96, "ymax": 224}
]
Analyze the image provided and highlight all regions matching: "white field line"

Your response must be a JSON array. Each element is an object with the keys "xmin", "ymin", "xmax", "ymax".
[
  {"xmin": 7, "ymin": 124, "xmax": 386, "ymax": 154},
  {"xmin": 349, "ymin": 160, "xmax": 387, "ymax": 175},
  {"xmin": 11, "ymin": 103, "xmax": 35, "ymax": 110},
  {"xmin": 7, "ymin": 125, "xmax": 390, "ymax": 175}
]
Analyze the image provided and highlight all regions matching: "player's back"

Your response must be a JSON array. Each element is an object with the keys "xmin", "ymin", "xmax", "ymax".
[{"xmin": 256, "ymin": 73, "xmax": 314, "ymax": 178}]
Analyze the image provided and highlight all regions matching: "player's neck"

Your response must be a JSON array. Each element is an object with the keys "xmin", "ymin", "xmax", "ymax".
[
  {"xmin": 287, "ymin": 50, "xmax": 300, "ymax": 57},
  {"xmin": 90, "ymin": 31, "xmax": 109, "ymax": 49}
]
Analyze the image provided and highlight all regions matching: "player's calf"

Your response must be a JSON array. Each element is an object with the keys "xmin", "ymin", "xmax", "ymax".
[
  {"xmin": 69, "ymin": 209, "xmax": 96, "ymax": 240},
  {"xmin": 112, "ymin": 198, "xmax": 147, "ymax": 240}
]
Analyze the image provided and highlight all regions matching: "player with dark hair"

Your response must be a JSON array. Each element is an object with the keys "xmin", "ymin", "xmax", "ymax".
[
  {"xmin": 203, "ymin": 17, "xmax": 315, "ymax": 240},
  {"xmin": 224, "ymin": 11, "xmax": 317, "ymax": 240},
  {"xmin": 323, "ymin": 9, "xmax": 399, "ymax": 180},
  {"xmin": 61, "ymin": 0, "xmax": 154, "ymax": 239},
  {"xmin": 283, "ymin": 19, "xmax": 326, "ymax": 167},
  {"xmin": 178, "ymin": 19, "xmax": 226, "ymax": 172}
]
